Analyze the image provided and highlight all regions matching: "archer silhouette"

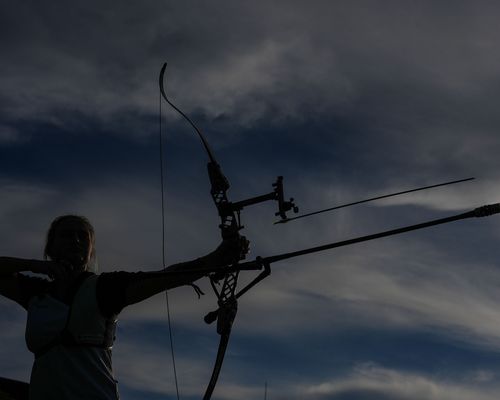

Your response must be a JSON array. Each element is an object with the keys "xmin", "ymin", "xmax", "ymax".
[{"xmin": 0, "ymin": 214, "xmax": 242, "ymax": 400}]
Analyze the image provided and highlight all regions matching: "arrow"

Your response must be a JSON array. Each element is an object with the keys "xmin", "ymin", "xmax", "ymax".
[{"xmin": 275, "ymin": 177, "xmax": 475, "ymax": 224}]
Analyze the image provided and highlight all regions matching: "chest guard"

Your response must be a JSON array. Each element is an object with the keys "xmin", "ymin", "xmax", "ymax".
[{"xmin": 26, "ymin": 273, "xmax": 117, "ymax": 358}]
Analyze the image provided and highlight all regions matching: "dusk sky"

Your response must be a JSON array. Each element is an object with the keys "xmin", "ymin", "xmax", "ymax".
[{"xmin": 2, "ymin": 1, "xmax": 500, "ymax": 399}]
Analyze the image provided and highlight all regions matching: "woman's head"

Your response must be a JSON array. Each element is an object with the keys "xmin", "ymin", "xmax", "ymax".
[{"xmin": 44, "ymin": 215, "xmax": 96, "ymax": 271}]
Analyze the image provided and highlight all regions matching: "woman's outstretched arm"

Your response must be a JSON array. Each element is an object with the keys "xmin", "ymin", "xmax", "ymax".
[{"xmin": 124, "ymin": 239, "xmax": 247, "ymax": 306}]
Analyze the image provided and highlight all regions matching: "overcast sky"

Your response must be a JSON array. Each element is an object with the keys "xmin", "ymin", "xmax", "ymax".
[{"xmin": 2, "ymin": 1, "xmax": 500, "ymax": 399}]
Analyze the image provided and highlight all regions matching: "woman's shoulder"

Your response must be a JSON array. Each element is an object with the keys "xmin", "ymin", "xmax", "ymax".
[
  {"xmin": 97, "ymin": 270, "xmax": 153, "ymax": 287},
  {"xmin": 96, "ymin": 271, "xmax": 142, "ymax": 317}
]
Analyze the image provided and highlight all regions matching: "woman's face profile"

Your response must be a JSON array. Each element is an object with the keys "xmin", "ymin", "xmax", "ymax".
[{"xmin": 50, "ymin": 218, "xmax": 93, "ymax": 270}]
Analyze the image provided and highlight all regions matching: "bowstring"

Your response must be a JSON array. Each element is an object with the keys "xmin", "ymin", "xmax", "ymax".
[{"xmin": 159, "ymin": 91, "xmax": 181, "ymax": 400}]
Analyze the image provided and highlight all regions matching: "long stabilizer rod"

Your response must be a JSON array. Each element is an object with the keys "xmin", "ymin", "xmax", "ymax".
[
  {"xmin": 161, "ymin": 203, "xmax": 500, "ymax": 277},
  {"xmin": 275, "ymin": 177, "xmax": 475, "ymax": 224},
  {"xmin": 201, "ymin": 203, "xmax": 500, "ymax": 324}
]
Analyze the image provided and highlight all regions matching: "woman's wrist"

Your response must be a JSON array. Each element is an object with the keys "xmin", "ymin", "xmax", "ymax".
[
  {"xmin": 0, "ymin": 257, "xmax": 41, "ymax": 275},
  {"xmin": 28, "ymin": 259, "xmax": 46, "ymax": 274}
]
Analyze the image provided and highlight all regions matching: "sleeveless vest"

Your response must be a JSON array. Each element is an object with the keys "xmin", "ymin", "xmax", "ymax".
[{"xmin": 25, "ymin": 273, "xmax": 117, "ymax": 359}]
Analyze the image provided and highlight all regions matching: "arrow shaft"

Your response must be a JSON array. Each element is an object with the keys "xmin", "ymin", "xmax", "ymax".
[{"xmin": 277, "ymin": 177, "xmax": 474, "ymax": 224}]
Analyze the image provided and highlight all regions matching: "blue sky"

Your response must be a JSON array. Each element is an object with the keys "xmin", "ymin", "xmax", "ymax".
[{"xmin": 2, "ymin": 1, "xmax": 500, "ymax": 399}]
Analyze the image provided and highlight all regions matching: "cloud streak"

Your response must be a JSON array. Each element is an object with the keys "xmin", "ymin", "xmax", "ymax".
[{"xmin": 304, "ymin": 363, "xmax": 500, "ymax": 400}]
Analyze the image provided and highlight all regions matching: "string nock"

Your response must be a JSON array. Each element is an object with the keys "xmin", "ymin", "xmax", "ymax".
[{"xmin": 473, "ymin": 203, "xmax": 500, "ymax": 217}]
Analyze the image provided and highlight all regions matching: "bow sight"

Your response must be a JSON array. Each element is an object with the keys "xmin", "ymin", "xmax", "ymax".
[{"xmin": 215, "ymin": 173, "xmax": 299, "ymax": 229}]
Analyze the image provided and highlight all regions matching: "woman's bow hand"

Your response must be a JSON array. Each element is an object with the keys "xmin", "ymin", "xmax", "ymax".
[{"xmin": 205, "ymin": 236, "xmax": 250, "ymax": 271}]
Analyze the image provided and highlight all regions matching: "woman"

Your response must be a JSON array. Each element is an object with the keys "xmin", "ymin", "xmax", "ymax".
[{"xmin": 0, "ymin": 214, "xmax": 242, "ymax": 399}]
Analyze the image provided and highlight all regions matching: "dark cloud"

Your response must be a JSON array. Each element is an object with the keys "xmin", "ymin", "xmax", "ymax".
[
  {"xmin": 3, "ymin": 0, "xmax": 500, "ymax": 182},
  {"xmin": 2, "ymin": 2, "xmax": 500, "ymax": 399}
]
